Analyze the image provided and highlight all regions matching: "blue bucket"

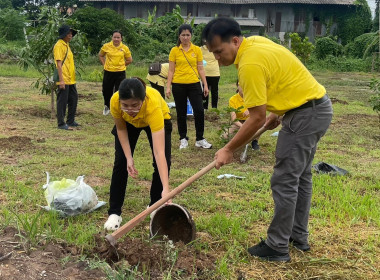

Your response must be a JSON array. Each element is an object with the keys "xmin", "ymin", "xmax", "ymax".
[{"xmin": 186, "ymin": 99, "xmax": 193, "ymax": 116}]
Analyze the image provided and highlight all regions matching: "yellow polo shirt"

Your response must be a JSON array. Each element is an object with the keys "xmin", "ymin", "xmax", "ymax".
[
  {"xmin": 110, "ymin": 86, "xmax": 171, "ymax": 132},
  {"xmin": 54, "ymin": 39, "xmax": 75, "ymax": 85},
  {"xmin": 201, "ymin": 45, "xmax": 220, "ymax": 77},
  {"xmin": 235, "ymin": 36, "xmax": 326, "ymax": 116},
  {"xmin": 229, "ymin": 93, "xmax": 249, "ymax": 121},
  {"xmin": 169, "ymin": 43, "xmax": 203, "ymax": 84},
  {"xmin": 99, "ymin": 41, "xmax": 132, "ymax": 72},
  {"xmin": 146, "ymin": 63, "xmax": 169, "ymax": 87}
]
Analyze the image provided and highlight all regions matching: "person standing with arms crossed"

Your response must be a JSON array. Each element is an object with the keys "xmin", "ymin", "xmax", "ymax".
[
  {"xmin": 54, "ymin": 25, "xmax": 79, "ymax": 130},
  {"xmin": 203, "ymin": 17, "xmax": 333, "ymax": 261},
  {"xmin": 166, "ymin": 24, "xmax": 212, "ymax": 150},
  {"xmin": 99, "ymin": 30, "xmax": 133, "ymax": 116},
  {"xmin": 201, "ymin": 44, "xmax": 220, "ymax": 109}
]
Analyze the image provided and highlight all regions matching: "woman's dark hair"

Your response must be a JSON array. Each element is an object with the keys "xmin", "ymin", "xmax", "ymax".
[
  {"xmin": 177, "ymin": 24, "xmax": 193, "ymax": 47},
  {"xmin": 118, "ymin": 78, "xmax": 146, "ymax": 101},
  {"xmin": 202, "ymin": 17, "xmax": 241, "ymax": 44},
  {"xmin": 112, "ymin": 30, "xmax": 123, "ymax": 38}
]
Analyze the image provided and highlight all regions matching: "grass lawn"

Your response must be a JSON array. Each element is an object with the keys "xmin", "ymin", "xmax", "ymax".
[{"xmin": 0, "ymin": 63, "xmax": 379, "ymax": 279}]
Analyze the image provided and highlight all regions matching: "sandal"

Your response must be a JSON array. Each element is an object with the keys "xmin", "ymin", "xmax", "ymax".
[
  {"xmin": 58, "ymin": 124, "xmax": 73, "ymax": 130},
  {"xmin": 104, "ymin": 214, "xmax": 122, "ymax": 231}
]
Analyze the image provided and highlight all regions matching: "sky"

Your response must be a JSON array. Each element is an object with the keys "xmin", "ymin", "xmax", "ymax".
[{"xmin": 367, "ymin": 0, "xmax": 377, "ymax": 17}]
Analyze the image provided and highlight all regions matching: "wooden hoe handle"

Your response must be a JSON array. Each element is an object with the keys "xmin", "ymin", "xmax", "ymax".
[{"xmin": 105, "ymin": 160, "xmax": 216, "ymax": 246}]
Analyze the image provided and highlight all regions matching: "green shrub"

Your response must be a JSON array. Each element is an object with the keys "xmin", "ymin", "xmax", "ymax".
[
  {"xmin": 289, "ymin": 33, "xmax": 314, "ymax": 63},
  {"xmin": 314, "ymin": 37, "xmax": 343, "ymax": 60},
  {"xmin": 369, "ymin": 78, "xmax": 380, "ymax": 122},
  {"xmin": 71, "ymin": 7, "xmax": 138, "ymax": 54},
  {"xmin": 0, "ymin": 8, "xmax": 25, "ymax": 41},
  {"xmin": 308, "ymin": 54, "xmax": 372, "ymax": 72},
  {"xmin": 344, "ymin": 32, "xmax": 378, "ymax": 58}
]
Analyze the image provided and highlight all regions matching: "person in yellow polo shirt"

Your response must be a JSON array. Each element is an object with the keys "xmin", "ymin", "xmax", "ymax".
[
  {"xmin": 201, "ymin": 45, "xmax": 220, "ymax": 109},
  {"xmin": 104, "ymin": 77, "xmax": 172, "ymax": 231},
  {"xmin": 146, "ymin": 63, "xmax": 169, "ymax": 98},
  {"xmin": 53, "ymin": 25, "xmax": 79, "ymax": 130},
  {"xmin": 203, "ymin": 18, "xmax": 332, "ymax": 261},
  {"xmin": 223, "ymin": 80, "xmax": 260, "ymax": 150},
  {"xmin": 99, "ymin": 30, "xmax": 133, "ymax": 116},
  {"xmin": 166, "ymin": 24, "xmax": 212, "ymax": 150}
]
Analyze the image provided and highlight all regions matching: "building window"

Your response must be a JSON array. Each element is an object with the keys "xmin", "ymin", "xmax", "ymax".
[
  {"xmin": 275, "ymin": 12, "xmax": 281, "ymax": 32},
  {"xmin": 294, "ymin": 10, "xmax": 306, "ymax": 32},
  {"xmin": 248, "ymin": 9, "xmax": 255, "ymax": 19},
  {"xmin": 187, "ymin": 3, "xmax": 193, "ymax": 16},
  {"xmin": 313, "ymin": 16, "xmax": 322, "ymax": 35}
]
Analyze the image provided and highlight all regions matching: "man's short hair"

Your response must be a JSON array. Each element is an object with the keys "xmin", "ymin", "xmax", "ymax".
[{"xmin": 202, "ymin": 17, "xmax": 242, "ymax": 44}]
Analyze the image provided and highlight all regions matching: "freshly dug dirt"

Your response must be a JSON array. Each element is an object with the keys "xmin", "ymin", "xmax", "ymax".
[
  {"xmin": 0, "ymin": 226, "xmax": 216, "ymax": 279},
  {"xmin": 92, "ymin": 234, "xmax": 215, "ymax": 278},
  {"xmin": 0, "ymin": 227, "xmax": 105, "ymax": 280}
]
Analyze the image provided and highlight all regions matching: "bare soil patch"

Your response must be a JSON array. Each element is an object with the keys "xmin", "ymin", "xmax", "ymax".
[
  {"xmin": 0, "ymin": 136, "xmax": 33, "ymax": 152},
  {"xmin": 0, "ymin": 226, "xmax": 216, "ymax": 279},
  {"xmin": 0, "ymin": 227, "xmax": 106, "ymax": 280},
  {"xmin": 93, "ymin": 234, "xmax": 215, "ymax": 279}
]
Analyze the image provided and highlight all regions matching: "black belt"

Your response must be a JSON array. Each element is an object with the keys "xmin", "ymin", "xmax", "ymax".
[{"xmin": 287, "ymin": 94, "xmax": 329, "ymax": 114}]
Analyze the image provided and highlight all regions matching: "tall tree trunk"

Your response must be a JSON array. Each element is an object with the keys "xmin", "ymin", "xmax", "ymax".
[{"xmin": 51, "ymin": 88, "xmax": 55, "ymax": 119}]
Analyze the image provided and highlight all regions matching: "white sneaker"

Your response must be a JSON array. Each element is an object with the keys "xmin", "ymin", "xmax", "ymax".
[
  {"xmin": 104, "ymin": 214, "xmax": 122, "ymax": 231},
  {"xmin": 195, "ymin": 139, "xmax": 212, "ymax": 149},
  {"xmin": 103, "ymin": 105, "xmax": 110, "ymax": 116},
  {"xmin": 179, "ymin": 138, "xmax": 188, "ymax": 149},
  {"xmin": 147, "ymin": 205, "xmax": 157, "ymax": 219}
]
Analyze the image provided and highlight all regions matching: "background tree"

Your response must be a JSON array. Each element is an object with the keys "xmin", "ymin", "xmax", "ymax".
[
  {"xmin": 19, "ymin": 6, "xmax": 89, "ymax": 118},
  {"xmin": 336, "ymin": 0, "xmax": 372, "ymax": 44},
  {"xmin": 71, "ymin": 6, "xmax": 137, "ymax": 54},
  {"xmin": 0, "ymin": 8, "xmax": 25, "ymax": 41},
  {"xmin": 0, "ymin": 0, "xmax": 12, "ymax": 9},
  {"xmin": 373, "ymin": 0, "xmax": 379, "ymax": 32}
]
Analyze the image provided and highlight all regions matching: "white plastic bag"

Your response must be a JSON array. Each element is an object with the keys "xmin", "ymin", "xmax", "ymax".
[{"xmin": 42, "ymin": 172, "xmax": 105, "ymax": 216}]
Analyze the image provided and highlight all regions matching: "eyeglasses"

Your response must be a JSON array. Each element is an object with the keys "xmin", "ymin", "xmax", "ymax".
[{"xmin": 120, "ymin": 103, "xmax": 142, "ymax": 113}]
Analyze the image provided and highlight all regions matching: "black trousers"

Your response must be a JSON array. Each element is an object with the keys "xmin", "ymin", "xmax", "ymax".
[
  {"xmin": 149, "ymin": 82, "xmax": 165, "ymax": 99},
  {"xmin": 102, "ymin": 70, "xmax": 126, "ymax": 108},
  {"xmin": 203, "ymin": 76, "xmax": 220, "ymax": 109},
  {"xmin": 172, "ymin": 82, "xmax": 204, "ymax": 141},
  {"xmin": 56, "ymin": 84, "xmax": 78, "ymax": 126},
  {"xmin": 108, "ymin": 120, "xmax": 172, "ymax": 216}
]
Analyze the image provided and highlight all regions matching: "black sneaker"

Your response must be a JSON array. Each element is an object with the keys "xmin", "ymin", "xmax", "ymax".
[
  {"xmin": 251, "ymin": 139, "xmax": 260, "ymax": 151},
  {"xmin": 289, "ymin": 237, "xmax": 310, "ymax": 251},
  {"xmin": 248, "ymin": 239, "xmax": 290, "ymax": 262}
]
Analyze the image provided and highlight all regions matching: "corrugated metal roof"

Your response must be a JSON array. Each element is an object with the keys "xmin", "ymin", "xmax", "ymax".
[
  {"xmin": 81, "ymin": 0, "xmax": 355, "ymax": 4},
  {"xmin": 194, "ymin": 17, "xmax": 264, "ymax": 26}
]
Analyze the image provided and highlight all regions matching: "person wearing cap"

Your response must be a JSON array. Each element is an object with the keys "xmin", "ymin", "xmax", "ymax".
[
  {"xmin": 53, "ymin": 24, "xmax": 79, "ymax": 130},
  {"xmin": 99, "ymin": 30, "xmax": 133, "ymax": 116},
  {"xmin": 201, "ymin": 45, "xmax": 220, "ymax": 109},
  {"xmin": 146, "ymin": 63, "xmax": 169, "ymax": 99},
  {"xmin": 202, "ymin": 18, "xmax": 333, "ymax": 262}
]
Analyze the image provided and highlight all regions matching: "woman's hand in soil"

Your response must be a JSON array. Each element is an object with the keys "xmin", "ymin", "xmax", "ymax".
[{"xmin": 126, "ymin": 157, "xmax": 138, "ymax": 178}]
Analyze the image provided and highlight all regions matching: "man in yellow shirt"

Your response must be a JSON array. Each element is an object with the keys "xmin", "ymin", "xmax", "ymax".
[
  {"xmin": 203, "ymin": 18, "xmax": 333, "ymax": 261},
  {"xmin": 53, "ymin": 25, "xmax": 79, "ymax": 130}
]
